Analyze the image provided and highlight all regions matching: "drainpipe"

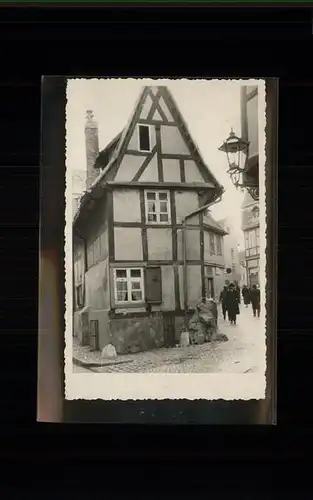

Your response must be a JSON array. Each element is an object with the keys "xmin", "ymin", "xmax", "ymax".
[
  {"xmin": 74, "ymin": 229, "xmax": 88, "ymax": 307},
  {"xmin": 181, "ymin": 192, "xmax": 224, "ymax": 330},
  {"xmin": 182, "ymin": 218, "xmax": 188, "ymax": 329}
]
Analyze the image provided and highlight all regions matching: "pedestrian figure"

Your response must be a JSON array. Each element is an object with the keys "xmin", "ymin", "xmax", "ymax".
[
  {"xmin": 235, "ymin": 284, "xmax": 241, "ymax": 304},
  {"xmin": 225, "ymin": 283, "xmax": 240, "ymax": 325},
  {"xmin": 219, "ymin": 285, "xmax": 229, "ymax": 321},
  {"xmin": 250, "ymin": 284, "xmax": 260, "ymax": 317},
  {"xmin": 242, "ymin": 285, "xmax": 250, "ymax": 307}
]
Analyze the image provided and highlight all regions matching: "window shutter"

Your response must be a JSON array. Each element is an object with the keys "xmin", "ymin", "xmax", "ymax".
[{"xmin": 145, "ymin": 266, "xmax": 162, "ymax": 304}]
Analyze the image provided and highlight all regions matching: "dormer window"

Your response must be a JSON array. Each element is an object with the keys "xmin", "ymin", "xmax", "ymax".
[{"xmin": 138, "ymin": 125, "xmax": 151, "ymax": 152}]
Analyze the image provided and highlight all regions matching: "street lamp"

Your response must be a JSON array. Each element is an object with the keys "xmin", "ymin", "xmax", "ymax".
[{"xmin": 218, "ymin": 129, "xmax": 259, "ymax": 201}]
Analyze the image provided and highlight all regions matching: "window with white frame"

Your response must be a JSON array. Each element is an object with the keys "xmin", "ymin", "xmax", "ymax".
[
  {"xmin": 216, "ymin": 235, "xmax": 222, "ymax": 256},
  {"xmin": 245, "ymin": 228, "xmax": 260, "ymax": 258},
  {"xmin": 209, "ymin": 232, "xmax": 215, "ymax": 254},
  {"xmin": 114, "ymin": 268, "xmax": 144, "ymax": 304},
  {"xmin": 138, "ymin": 124, "xmax": 151, "ymax": 152},
  {"xmin": 145, "ymin": 191, "xmax": 170, "ymax": 224}
]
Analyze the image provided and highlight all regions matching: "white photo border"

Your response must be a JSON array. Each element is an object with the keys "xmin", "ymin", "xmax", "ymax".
[{"xmin": 64, "ymin": 78, "xmax": 267, "ymax": 401}]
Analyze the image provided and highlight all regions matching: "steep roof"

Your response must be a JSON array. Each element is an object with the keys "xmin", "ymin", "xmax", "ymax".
[
  {"xmin": 203, "ymin": 212, "xmax": 228, "ymax": 235},
  {"xmin": 241, "ymin": 191, "xmax": 257, "ymax": 209},
  {"xmin": 89, "ymin": 85, "xmax": 223, "ymax": 190},
  {"xmin": 74, "ymin": 85, "xmax": 224, "ymax": 226},
  {"xmin": 94, "ymin": 131, "xmax": 123, "ymax": 170}
]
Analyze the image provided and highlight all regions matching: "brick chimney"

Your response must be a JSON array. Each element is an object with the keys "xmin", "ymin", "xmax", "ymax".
[{"xmin": 85, "ymin": 110, "xmax": 100, "ymax": 189}]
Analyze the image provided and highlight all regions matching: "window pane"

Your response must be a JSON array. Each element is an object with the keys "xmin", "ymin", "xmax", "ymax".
[
  {"xmin": 160, "ymin": 214, "xmax": 169, "ymax": 222},
  {"xmin": 139, "ymin": 125, "xmax": 150, "ymax": 151},
  {"xmin": 116, "ymin": 269, "xmax": 127, "ymax": 278},
  {"xmin": 148, "ymin": 201, "xmax": 156, "ymax": 213},
  {"xmin": 117, "ymin": 291, "xmax": 128, "ymax": 302},
  {"xmin": 148, "ymin": 213, "xmax": 157, "ymax": 222},
  {"xmin": 131, "ymin": 281, "xmax": 141, "ymax": 290},
  {"xmin": 159, "ymin": 192, "xmax": 168, "ymax": 200},
  {"xmin": 130, "ymin": 269, "xmax": 141, "ymax": 278},
  {"xmin": 116, "ymin": 281, "xmax": 127, "ymax": 291},
  {"xmin": 160, "ymin": 201, "xmax": 168, "ymax": 213},
  {"xmin": 147, "ymin": 192, "xmax": 156, "ymax": 200},
  {"xmin": 131, "ymin": 291, "xmax": 143, "ymax": 301}
]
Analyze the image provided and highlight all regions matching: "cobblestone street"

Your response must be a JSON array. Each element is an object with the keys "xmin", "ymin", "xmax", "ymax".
[{"xmin": 73, "ymin": 304, "xmax": 264, "ymax": 374}]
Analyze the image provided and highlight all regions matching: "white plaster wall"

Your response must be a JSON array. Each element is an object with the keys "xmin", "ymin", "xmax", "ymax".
[
  {"xmin": 99, "ymin": 227, "xmax": 109, "ymax": 260},
  {"xmin": 147, "ymin": 228, "xmax": 173, "ymax": 261},
  {"xmin": 139, "ymin": 153, "xmax": 158, "ymax": 182},
  {"xmin": 159, "ymin": 97, "xmax": 175, "ymax": 122},
  {"xmin": 177, "ymin": 228, "xmax": 201, "ymax": 261},
  {"xmin": 162, "ymin": 158, "xmax": 181, "ymax": 182},
  {"xmin": 85, "ymin": 258, "xmax": 110, "ymax": 310},
  {"xmin": 140, "ymin": 94, "xmax": 153, "ymax": 119},
  {"xmin": 203, "ymin": 231, "xmax": 225, "ymax": 267},
  {"xmin": 184, "ymin": 159, "xmax": 205, "ymax": 183},
  {"xmin": 160, "ymin": 125, "xmax": 190, "ymax": 155},
  {"xmin": 175, "ymin": 191, "xmax": 199, "ymax": 224},
  {"xmin": 114, "ymin": 227, "xmax": 143, "ymax": 260},
  {"xmin": 113, "ymin": 189, "xmax": 141, "ymax": 223},
  {"xmin": 178, "ymin": 264, "xmax": 202, "ymax": 309},
  {"xmin": 115, "ymin": 154, "xmax": 146, "ymax": 182},
  {"xmin": 187, "ymin": 214, "xmax": 200, "ymax": 225}
]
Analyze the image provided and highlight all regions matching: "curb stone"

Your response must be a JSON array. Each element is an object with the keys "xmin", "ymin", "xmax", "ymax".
[{"xmin": 73, "ymin": 357, "xmax": 134, "ymax": 368}]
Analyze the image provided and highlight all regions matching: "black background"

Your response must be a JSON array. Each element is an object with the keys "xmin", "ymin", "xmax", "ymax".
[{"xmin": 1, "ymin": 3, "xmax": 313, "ymax": 495}]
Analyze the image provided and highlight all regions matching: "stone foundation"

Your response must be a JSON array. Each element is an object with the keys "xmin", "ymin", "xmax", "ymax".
[{"xmin": 110, "ymin": 315, "xmax": 164, "ymax": 354}]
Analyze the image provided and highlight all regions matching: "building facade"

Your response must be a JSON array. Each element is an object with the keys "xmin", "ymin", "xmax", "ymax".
[
  {"xmin": 72, "ymin": 170, "xmax": 87, "ymax": 217},
  {"xmin": 241, "ymin": 192, "xmax": 260, "ymax": 286},
  {"xmin": 218, "ymin": 217, "xmax": 243, "ymax": 287},
  {"xmin": 241, "ymin": 84, "xmax": 259, "ymax": 199},
  {"xmin": 73, "ymin": 85, "xmax": 225, "ymax": 354},
  {"xmin": 241, "ymin": 84, "xmax": 260, "ymax": 285}
]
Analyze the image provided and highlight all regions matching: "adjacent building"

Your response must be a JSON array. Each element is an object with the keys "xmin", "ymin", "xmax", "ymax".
[
  {"xmin": 73, "ymin": 85, "xmax": 226, "ymax": 354},
  {"xmin": 218, "ymin": 217, "xmax": 242, "ymax": 287},
  {"xmin": 241, "ymin": 84, "xmax": 260, "ymax": 285},
  {"xmin": 72, "ymin": 170, "xmax": 87, "ymax": 217},
  {"xmin": 241, "ymin": 85, "xmax": 259, "ymax": 200},
  {"xmin": 241, "ymin": 192, "xmax": 260, "ymax": 286}
]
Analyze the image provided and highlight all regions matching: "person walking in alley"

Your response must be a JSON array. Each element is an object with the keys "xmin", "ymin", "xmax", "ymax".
[
  {"xmin": 219, "ymin": 285, "xmax": 229, "ymax": 321},
  {"xmin": 225, "ymin": 283, "xmax": 240, "ymax": 325},
  {"xmin": 235, "ymin": 283, "xmax": 241, "ymax": 304},
  {"xmin": 250, "ymin": 284, "xmax": 260, "ymax": 317},
  {"xmin": 242, "ymin": 285, "xmax": 250, "ymax": 307}
]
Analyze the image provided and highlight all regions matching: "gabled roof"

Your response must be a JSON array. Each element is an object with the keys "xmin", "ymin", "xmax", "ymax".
[
  {"xmin": 203, "ymin": 212, "xmax": 228, "ymax": 235},
  {"xmin": 74, "ymin": 85, "xmax": 224, "ymax": 226},
  {"xmin": 94, "ymin": 131, "xmax": 123, "ymax": 170},
  {"xmin": 88, "ymin": 85, "xmax": 223, "ymax": 191},
  {"xmin": 161, "ymin": 86, "xmax": 223, "ymax": 191}
]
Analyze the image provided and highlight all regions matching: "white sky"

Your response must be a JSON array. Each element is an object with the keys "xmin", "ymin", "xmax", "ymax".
[{"xmin": 66, "ymin": 78, "xmax": 247, "ymax": 245}]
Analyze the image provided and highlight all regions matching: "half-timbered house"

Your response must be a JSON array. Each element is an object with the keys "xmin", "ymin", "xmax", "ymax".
[{"xmin": 73, "ymin": 85, "xmax": 227, "ymax": 354}]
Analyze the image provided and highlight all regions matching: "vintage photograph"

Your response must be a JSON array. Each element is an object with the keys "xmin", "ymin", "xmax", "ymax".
[{"xmin": 65, "ymin": 78, "xmax": 267, "ymax": 400}]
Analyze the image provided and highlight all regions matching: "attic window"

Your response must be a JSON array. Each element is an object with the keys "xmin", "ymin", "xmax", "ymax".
[{"xmin": 138, "ymin": 125, "xmax": 151, "ymax": 152}]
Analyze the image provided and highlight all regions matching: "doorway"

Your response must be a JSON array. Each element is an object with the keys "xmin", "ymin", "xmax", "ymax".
[
  {"xmin": 163, "ymin": 312, "xmax": 176, "ymax": 348},
  {"xmin": 205, "ymin": 277, "xmax": 215, "ymax": 299}
]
